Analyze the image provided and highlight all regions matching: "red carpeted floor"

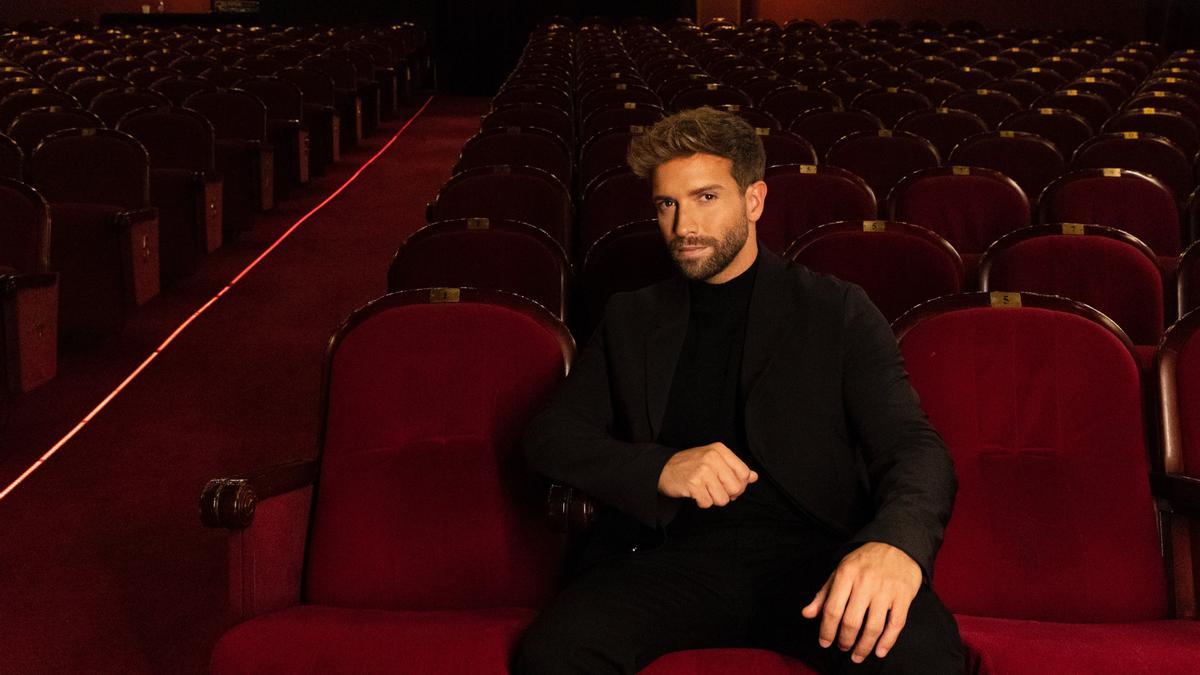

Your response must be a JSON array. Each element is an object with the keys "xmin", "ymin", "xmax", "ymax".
[{"xmin": 0, "ymin": 95, "xmax": 490, "ymax": 673}]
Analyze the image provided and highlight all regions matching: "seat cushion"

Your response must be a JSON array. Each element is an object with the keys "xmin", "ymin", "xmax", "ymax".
[
  {"xmin": 211, "ymin": 605, "xmax": 537, "ymax": 674},
  {"xmin": 958, "ymin": 614, "xmax": 1200, "ymax": 675},
  {"xmin": 641, "ymin": 647, "xmax": 819, "ymax": 674}
]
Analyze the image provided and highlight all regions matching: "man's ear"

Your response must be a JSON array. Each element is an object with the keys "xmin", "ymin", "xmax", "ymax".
[{"xmin": 744, "ymin": 179, "xmax": 768, "ymax": 223}]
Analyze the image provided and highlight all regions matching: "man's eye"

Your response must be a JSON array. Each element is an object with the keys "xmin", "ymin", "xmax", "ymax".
[
  {"xmin": 701, "ymin": 193, "xmax": 716, "ymax": 201},
  {"xmin": 657, "ymin": 200, "xmax": 675, "ymax": 209}
]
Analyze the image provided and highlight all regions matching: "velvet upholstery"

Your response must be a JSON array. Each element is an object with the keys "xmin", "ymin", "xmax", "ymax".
[
  {"xmin": 387, "ymin": 219, "xmax": 570, "ymax": 320},
  {"xmin": 940, "ymin": 89, "xmax": 1022, "ymax": 129},
  {"xmin": 899, "ymin": 303, "xmax": 1168, "ymax": 622},
  {"xmin": 304, "ymin": 298, "xmax": 570, "ymax": 610},
  {"xmin": 1039, "ymin": 170, "xmax": 1183, "ymax": 255},
  {"xmin": 895, "ymin": 107, "xmax": 989, "ymax": 159},
  {"xmin": 579, "ymin": 129, "xmax": 637, "ymax": 193},
  {"xmin": 1071, "ymin": 132, "xmax": 1194, "ymax": 204},
  {"xmin": 825, "ymin": 130, "xmax": 941, "ymax": 208},
  {"xmin": 578, "ymin": 219, "xmax": 674, "ymax": 338},
  {"xmin": 453, "ymin": 127, "xmax": 572, "ymax": 189},
  {"xmin": 889, "ymin": 168, "xmax": 1030, "ymax": 256},
  {"xmin": 429, "ymin": 165, "xmax": 572, "ymax": 249},
  {"xmin": 788, "ymin": 108, "xmax": 884, "ymax": 158},
  {"xmin": 786, "ymin": 221, "xmax": 963, "ymax": 322},
  {"xmin": 947, "ymin": 131, "xmax": 1065, "ymax": 205},
  {"xmin": 982, "ymin": 229, "xmax": 1164, "ymax": 345},
  {"xmin": 579, "ymin": 105, "xmax": 665, "ymax": 145},
  {"xmin": 757, "ymin": 164, "xmax": 877, "ymax": 253},
  {"xmin": 580, "ymin": 168, "xmax": 655, "ymax": 252},
  {"xmin": 997, "ymin": 107, "xmax": 1093, "ymax": 159}
]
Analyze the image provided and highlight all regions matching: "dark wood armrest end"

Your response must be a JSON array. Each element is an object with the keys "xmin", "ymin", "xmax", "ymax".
[
  {"xmin": 547, "ymin": 482, "xmax": 598, "ymax": 534},
  {"xmin": 200, "ymin": 459, "xmax": 318, "ymax": 530}
]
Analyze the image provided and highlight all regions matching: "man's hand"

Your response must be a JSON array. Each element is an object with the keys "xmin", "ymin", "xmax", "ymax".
[
  {"xmin": 800, "ymin": 542, "xmax": 922, "ymax": 663},
  {"xmin": 657, "ymin": 442, "xmax": 758, "ymax": 508}
]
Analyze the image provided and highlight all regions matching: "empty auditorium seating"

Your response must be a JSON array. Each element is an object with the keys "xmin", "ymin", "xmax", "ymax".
[
  {"xmin": 88, "ymin": 87, "xmax": 170, "ymax": 127},
  {"xmin": 789, "ymin": 107, "xmax": 883, "ymax": 158},
  {"xmin": 117, "ymin": 106, "xmax": 222, "ymax": 283},
  {"xmin": 578, "ymin": 219, "xmax": 674, "ymax": 339},
  {"xmin": 387, "ymin": 219, "xmax": 571, "ymax": 320},
  {"xmin": 895, "ymin": 293, "xmax": 1200, "ymax": 675},
  {"xmin": 234, "ymin": 76, "xmax": 312, "ymax": 198},
  {"xmin": 6, "ymin": 106, "xmax": 103, "ymax": 158},
  {"xmin": 825, "ymin": 130, "xmax": 940, "ymax": 213},
  {"xmin": 980, "ymin": 224, "xmax": 1165, "ymax": 349},
  {"xmin": 1072, "ymin": 132, "xmax": 1194, "ymax": 205},
  {"xmin": 940, "ymin": 89, "xmax": 1022, "ymax": 129},
  {"xmin": 1039, "ymin": 168, "xmax": 1183, "ymax": 261},
  {"xmin": 895, "ymin": 107, "xmax": 988, "ymax": 159},
  {"xmin": 579, "ymin": 167, "xmax": 655, "ymax": 256},
  {"xmin": 184, "ymin": 88, "xmax": 274, "ymax": 237},
  {"xmin": 202, "ymin": 289, "xmax": 575, "ymax": 674},
  {"xmin": 785, "ymin": 220, "xmax": 963, "ymax": 322},
  {"xmin": 31, "ymin": 128, "xmax": 159, "ymax": 340},
  {"xmin": 757, "ymin": 164, "xmax": 877, "ymax": 253},
  {"xmin": 997, "ymin": 107, "xmax": 1093, "ymax": 158},
  {"xmin": 0, "ymin": 177, "xmax": 57, "ymax": 391},
  {"xmin": 428, "ymin": 165, "xmax": 572, "ymax": 249},
  {"xmin": 453, "ymin": 126, "xmax": 572, "ymax": 190},
  {"xmin": 948, "ymin": 131, "xmax": 1065, "ymax": 204}
]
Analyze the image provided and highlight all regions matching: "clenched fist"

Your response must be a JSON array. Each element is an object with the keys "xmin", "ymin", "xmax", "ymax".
[{"xmin": 657, "ymin": 442, "xmax": 759, "ymax": 508}]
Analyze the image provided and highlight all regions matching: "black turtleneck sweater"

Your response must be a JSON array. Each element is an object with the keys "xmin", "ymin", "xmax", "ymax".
[{"xmin": 656, "ymin": 254, "xmax": 813, "ymax": 534}]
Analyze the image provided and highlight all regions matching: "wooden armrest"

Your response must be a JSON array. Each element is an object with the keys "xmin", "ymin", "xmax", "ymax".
[
  {"xmin": 1152, "ymin": 472, "xmax": 1200, "ymax": 518},
  {"xmin": 546, "ymin": 482, "xmax": 599, "ymax": 534},
  {"xmin": 200, "ymin": 459, "xmax": 318, "ymax": 530},
  {"xmin": 1, "ymin": 272, "xmax": 58, "ymax": 293}
]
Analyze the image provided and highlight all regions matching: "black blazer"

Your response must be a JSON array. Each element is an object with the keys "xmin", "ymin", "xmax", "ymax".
[{"xmin": 522, "ymin": 247, "xmax": 956, "ymax": 580}]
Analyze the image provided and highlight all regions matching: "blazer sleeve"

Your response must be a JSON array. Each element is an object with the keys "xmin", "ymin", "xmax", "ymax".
[
  {"xmin": 839, "ymin": 284, "xmax": 957, "ymax": 583},
  {"xmin": 521, "ymin": 300, "xmax": 684, "ymax": 531}
]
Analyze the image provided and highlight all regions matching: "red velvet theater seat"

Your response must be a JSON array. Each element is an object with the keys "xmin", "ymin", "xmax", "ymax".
[
  {"xmin": 784, "ymin": 220, "xmax": 963, "ymax": 322},
  {"xmin": 1071, "ymin": 132, "xmax": 1194, "ymax": 207},
  {"xmin": 894, "ymin": 292, "xmax": 1200, "ymax": 675},
  {"xmin": 788, "ymin": 107, "xmax": 884, "ymax": 159},
  {"xmin": 31, "ymin": 128, "xmax": 159, "ymax": 341},
  {"xmin": 578, "ymin": 219, "xmax": 674, "ymax": 339},
  {"xmin": 452, "ymin": 126, "xmax": 572, "ymax": 190},
  {"xmin": 889, "ymin": 165, "xmax": 1030, "ymax": 284},
  {"xmin": 428, "ymin": 165, "xmax": 572, "ymax": 250},
  {"xmin": 980, "ymin": 224, "xmax": 1165, "ymax": 347},
  {"xmin": 579, "ymin": 167, "xmax": 655, "ymax": 257},
  {"xmin": 997, "ymin": 107, "xmax": 1092, "ymax": 159},
  {"xmin": 0, "ymin": 177, "xmax": 57, "ymax": 391},
  {"xmin": 895, "ymin": 107, "xmax": 989, "ymax": 160},
  {"xmin": 947, "ymin": 130, "xmax": 1065, "ymax": 207},
  {"xmin": 1158, "ymin": 309, "xmax": 1200, "ymax": 621},
  {"xmin": 757, "ymin": 163, "xmax": 877, "ymax": 254},
  {"xmin": 202, "ymin": 289, "xmax": 576, "ymax": 675},
  {"xmin": 1038, "ymin": 168, "xmax": 1183, "ymax": 265},
  {"xmin": 825, "ymin": 129, "xmax": 941, "ymax": 215},
  {"xmin": 387, "ymin": 218, "xmax": 570, "ymax": 320}
]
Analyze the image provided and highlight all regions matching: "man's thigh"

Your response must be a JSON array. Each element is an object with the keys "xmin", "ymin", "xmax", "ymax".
[
  {"xmin": 743, "ymin": 539, "xmax": 965, "ymax": 674},
  {"xmin": 513, "ymin": 529, "xmax": 753, "ymax": 675}
]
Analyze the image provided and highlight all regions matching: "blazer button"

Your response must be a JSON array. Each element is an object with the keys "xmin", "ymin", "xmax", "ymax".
[{"xmin": 629, "ymin": 544, "xmax": 640, "ymax": 553}]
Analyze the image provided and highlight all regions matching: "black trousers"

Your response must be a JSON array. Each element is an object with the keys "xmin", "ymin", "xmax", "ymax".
[{"xmin": 512, "ymin": 518, "xmax": 964, "ymax": 674}]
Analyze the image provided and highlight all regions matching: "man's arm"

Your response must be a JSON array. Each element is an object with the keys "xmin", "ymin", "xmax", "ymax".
[
  {"xmin": 800, "ymin": 284, "xmax": 958, "ymax": 663},
  {"xmin": 840, "ymin": 283, "xmax": 957, "ymax": 581},
  {"xmin": 521, "ymin": 303, "xmax": 684, "ymax": 531}
]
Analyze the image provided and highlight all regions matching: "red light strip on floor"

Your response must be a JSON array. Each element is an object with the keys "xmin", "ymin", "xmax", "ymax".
[{"xmin": 0, "ymin": 95, "xmax": 437, "ymax": 503}]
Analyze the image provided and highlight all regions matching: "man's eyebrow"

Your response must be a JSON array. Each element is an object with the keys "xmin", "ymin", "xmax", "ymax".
[{"xmin": 652, "ymin": 184, "xmax": 725, "ymax": 201}]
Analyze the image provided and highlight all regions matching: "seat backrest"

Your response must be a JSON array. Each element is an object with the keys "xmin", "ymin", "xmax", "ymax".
[
  {"xmin": 31, "ymin": 128, "xmax": 149, "ymax": 208},
  {"xmin": 758, "ymin": 163, "xmax": 878, "ymax": 252},
  {"xmin": 388, "ymin": 218, "xmax": 570, "ymax": 320},
  {"xmin": 0, "ymin": 132, "xmax": 23, "ymax": 180},
  {"xmin": 997, "ymin": 107, "xmax": 1093, "ymax": 158},
  {"xmin": 895, "ymin": 106, "xmax": 989, "ymax": 159},
  {"xmin": 88, "ymin": 87, "xmax": 170, "ymax": 127},
  {"xmin": 278, "ymin": 67, "xmax": 335, "ymax": 107},
  {"xmin": 1158, "ymin": 309, "xmax": 1200, "ymax": 477},
  {"xmin": 182, "ymin": 88, "xmax": 267, "ymax": 142},
  {"xmin": 758, "ymin": 84, "xmax": 842, "ymax": 127},
  {"xmin": 1038, "ymin": 168, "xmax": 1182, "ymax": 256},
  {"xmin": 0, "ymin": 88, "xmax": 79, "ymax": 129},
  {"xmin": 948, "ymin": 130, "xmax": 1065, "ymax": 204},
  {"xmin": 580, "ymin": 218, "xmax": 675, "ymax": 338},
  {"xmin": 580, "ymin": 167, "xmax": 655, "ymax": 253},
  {"xmin": 825, "ymin": 130, "xmax": 941, "ymax": 207},
  {"xmin": 758, "ymin": 128, "xmax": 817, "ymax": 167},
  {"xmin": 7, "ymin": 106, "xmax": 104, "ymax": 156},
  {"xmin": 1071, "ymin": 132, "xmax": 1193, "ymax": 206},
  {"xmin": 232, "ymin": 76, "xmax": 304, "ymax": 121},
  {"xmin": 889, "ymin": 166, "xmax": 1030, "ymax": 255},
  {"xmin": 850, "ymin": 86, "xmax": 932, "ymax": 127},
  {"xmin": 785, "ymin": 220, "xmax": 963, "ymax": 322},
  {"xmin": 453, "ymin": 126, "xmax": 571, "ymax": 188},
  {"xmin": 940, "ymin": 89, "xmax": 1022, "ymax": 129},
  {"xmin": 579, "ymin": 103, "xmax": 664, "ymax": 143},
  {"xmin": 149, "ymin": 76, "xmax": 217, "ymax": 107},
  {"xmin": 0, "ymin": 177, "xmax": 50, "ymax": 273},
  {"xmin": 483, "ymin": 103, "xmax": 574, "ymax": 146},
  {"xmin": 790, "ymin": 107, "xmax": 885, "ymax": 157},
  {"xmin": 303, "ymin": 289, "xmax": 574, "ymax": 611},
  {"xmin": 980, "ymin": 224, "xmax": 1164, "ymax": 344},
  {"xmin": 429, "ymin": 165, "xmax": 572, "ymax": 247},
  {"xmin": 895, "ymin": 293, "xmax": 1168, "ymax": 622},
  {"xmin": 116, "ymin": 105, "xmax": 215, "ymax": 173}
]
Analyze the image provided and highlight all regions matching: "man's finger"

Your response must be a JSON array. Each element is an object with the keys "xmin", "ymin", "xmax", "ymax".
[
  {"xmin": 801, "ymin": 576, "xmax": 831, "ymax": 619},
  {"xmin": 836, "ymin": 580, "xmax": 874, "ymax": 651},
  {"xmin": 851, "ymin": 597, "xmax": 890, "ymax": 663},
  {"xmin": 714, "ymin": 444, "xmax": 755, "ymax": 485},
  {"xmin": 875, "ymin": 594, "xmax": 912, "ymax": 658},
  {"xmin": 817, "ymin": 572, "xmax": 854, "ymax": 649}
]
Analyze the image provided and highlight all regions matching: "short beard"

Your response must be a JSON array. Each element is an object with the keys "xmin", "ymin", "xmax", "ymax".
[{"xmin": 668, "ymin": 212, "xmax": 750, "ymax": 281}]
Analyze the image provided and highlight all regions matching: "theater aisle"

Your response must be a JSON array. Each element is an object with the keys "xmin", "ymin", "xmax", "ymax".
[{"xmin": 0, "ymin": 95, "xmax": 490, "ymax": 674}]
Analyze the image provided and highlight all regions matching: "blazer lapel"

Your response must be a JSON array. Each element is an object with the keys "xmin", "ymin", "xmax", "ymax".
[
  {"xmin": 645, "ymin": 274, "xmax": 689, "ymax": 440},
  {"xmin": 741, "ymin": 248, "xmax": 805, "ymax": 399}
]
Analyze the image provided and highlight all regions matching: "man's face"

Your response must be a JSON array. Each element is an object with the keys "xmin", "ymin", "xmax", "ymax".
[{"xmin": 651, "ymin": 153, "xmax": 764, "ymax": 282}]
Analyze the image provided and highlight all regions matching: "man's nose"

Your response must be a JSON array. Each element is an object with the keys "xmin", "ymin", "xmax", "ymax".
[{"xmin": 673, "ymin": 202, "xmax": 698, "ymax": 237}]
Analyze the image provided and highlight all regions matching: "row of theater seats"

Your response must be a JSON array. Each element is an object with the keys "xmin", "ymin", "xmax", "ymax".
[
  {"xmin": 0, "ymin": 19, "xmax": 426, "ymax": 402},
  {"xmin": 392, "ymin": 18, "xmax": 1198, "ymax": 368},
  {"xmin": 200, "ymin": 15, "xmax": 1200, "ymax": 675}
]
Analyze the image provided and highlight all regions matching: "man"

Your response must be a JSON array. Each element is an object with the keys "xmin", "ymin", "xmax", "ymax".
[{"xmin": 513, "ymin": 106, "xmax": 963, "ymax": 674}]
